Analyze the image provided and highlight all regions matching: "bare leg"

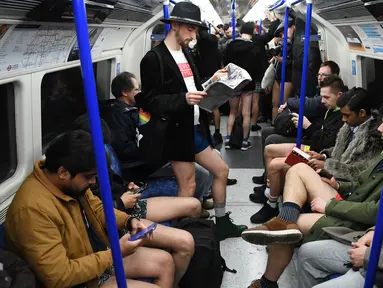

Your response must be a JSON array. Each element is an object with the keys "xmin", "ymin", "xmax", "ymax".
[
  {"xmin": 268, "ymin": 157, "xmax": 289, "ymax": 198},
  {"xmin": 241, "ymin": 91, "xmax": 253, "ymax": 139},
  {"xmin": 213, "ymin": 109, "xmax": 221, "ymax": 131},
  {"xmin": 227, "ymin": 97, "xmax": 240, "ymax": 136},
  {"xmin": 145, "ymin": 197, "xmax": 201, "ymax": 222},
  {"xmin": 283, "ymin": 163, "xmax": 338, "ymax": 206},
  {"xmin": 264, "ymin": 143, "xmax": 295, "ymax": 178},
  {"xmin": 297, "ymin": 213, "xmax": 325, "ymax": 236},
  {"xmin": 264, "ymin": 244, "xmax": 295, "ymax": 281},
  {"xmin": 272, "ymin": 81, "xmax": 280, "ymax": 121},
  {"xmin": 171, "ymin": 161, "xmax": 195, "ymax": 197},
  {"xmin": 195, "ymin": 146, "xmax": 228, "ymax": 204},
  {"xmin": 141, "ymin": 219, "xmax": 194, "ymax": 286},
  {"xmin": 102, "ymin": 246, "xmax": 175, "ymax": 288},
  {"xmin": 252, "ymin": 92, "xmax": 260, "ymax": 126}
]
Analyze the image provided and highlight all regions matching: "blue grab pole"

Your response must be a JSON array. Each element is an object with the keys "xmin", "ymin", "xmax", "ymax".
[
  {"xmin": 169, "ymin": 0, "xmax": 177, "ymax": 4},
  {"xmin": 270, "ymin": 0, "xmax": 285, "ymax": 11},
  {"xmin": 364, "ymin": 194, "xmax": 383, "ymax": 288},
  {"xmin": 296, "ymin": 0, "xmax": 312, "ymax": 148},
  {"xmin": 280, "ymin": 6, "xmax": 289, "ymax": 106},
  {"xmin": 259, "ymin": 19, "xmax": 263, "ymax": 35},
  {"xmin": 163, "ymin": 0, "xmax": 170, "ymax": 36},
  {"xmin": 232, "ymin": 0, "xmax": 236, "ymax": 40},
  {"xmin": 72, "ymin": 1, "xmax": 127, "ymax": 288}
]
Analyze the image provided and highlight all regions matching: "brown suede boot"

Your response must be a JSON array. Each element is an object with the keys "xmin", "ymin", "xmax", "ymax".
[{"xmin": 241, "ymin": 217, "xmax": 302, "ymax": 245}]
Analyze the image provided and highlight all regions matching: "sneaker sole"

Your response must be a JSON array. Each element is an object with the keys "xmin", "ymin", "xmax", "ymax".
[
  {"xmin": 241, "ymin": 229, "xmax": 302, "ymax": 245},
  {"xmin": 225, "ymin": 145, "xmax": 231, "ymax": 149},
  {"xmin": 241, "ymin": 145, "xmax": 252, "ymax": 151}
]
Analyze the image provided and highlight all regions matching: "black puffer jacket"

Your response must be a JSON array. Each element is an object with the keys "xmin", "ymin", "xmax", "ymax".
[{"xmin": 223, "ymin": 38, "xmax": 262, "ymax": 89}]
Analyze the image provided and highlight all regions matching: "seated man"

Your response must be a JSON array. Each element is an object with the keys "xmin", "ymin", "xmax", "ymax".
[
  {"xmin": 6, "ymin": 130, "xmax": 195, "ymax": 287},
  {"xmin": 297, "ymin": 227, "xmax": 382, "ymax": 288},
  {"xmin": 253, "ymin": 61, "xmax": 339, "ymax": 185},
  {"xmin": 241, "ymin": 119, "xmax": 383, "ymax": 287},
  {"xmin": 251, "ymin": 83, "xmax": 383, "ymax": 224}
]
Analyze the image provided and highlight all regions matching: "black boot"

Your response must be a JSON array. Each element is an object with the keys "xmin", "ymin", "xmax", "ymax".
[
  {"xmin": 215, "ymin": 212, "xmax": 248, "ymax": 241},
  {"xmin": 250, "ymin": 204, "xmax": 279, "ymax": 224},
  {"xmin": 252, "ymin": 172, "xmax": 266, "ymax": 185}
]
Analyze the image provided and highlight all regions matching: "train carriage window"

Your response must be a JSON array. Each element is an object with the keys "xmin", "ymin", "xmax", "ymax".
[
  {"xmin": 151, "ymin": 23, "xmax": 165, "ymax": 49},
  {"xmin": 41, "ymin": 62, "xmax": 109, "ymax": 150},
  {"xmin": 0, "ymin": 83, "xmax": 17, "ymax": 184}
]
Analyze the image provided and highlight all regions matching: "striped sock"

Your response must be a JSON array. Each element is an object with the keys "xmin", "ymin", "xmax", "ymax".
[
  {"xmin": 243, "ymin": 137, "xmax": 249, "ymax": 143},
  {"xmin": 277, "ymin": 202, "xmax": 301, "ymax": 222},
  {"xmin": 264, "ymin": 179, "xmax": 271, "ymax": 198},
  {"xmin": 267, "ymin": 195, "xmax": 279, "ymax": 209}
]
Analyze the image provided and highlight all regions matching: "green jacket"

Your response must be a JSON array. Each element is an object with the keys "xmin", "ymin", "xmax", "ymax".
[{"xmin": 304, "ymin": 153, "xmax": 383, "ymax": 243}]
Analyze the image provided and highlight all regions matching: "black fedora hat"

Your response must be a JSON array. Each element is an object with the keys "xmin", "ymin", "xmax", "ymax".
[{"xmin": 160, "ymin": 2, "xmax": 208, "ymax": 30}]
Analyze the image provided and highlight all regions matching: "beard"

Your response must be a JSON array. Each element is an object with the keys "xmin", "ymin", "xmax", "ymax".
[
  {"xmin": 63, "ymin": 185, "xmax": 91, "ymax": 199},
  {"xmin": 175, "ymin": 30, "xmax": 191, "ymax": 49}
]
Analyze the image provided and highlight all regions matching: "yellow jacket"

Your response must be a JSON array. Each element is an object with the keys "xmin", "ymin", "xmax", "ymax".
[{"xmin": 6, "ymin": 161, "xmax": 130, "ymax": 288}]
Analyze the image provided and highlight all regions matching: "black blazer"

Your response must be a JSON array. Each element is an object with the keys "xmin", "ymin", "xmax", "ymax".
[{"xmin": 135, "ymin": 41, "xmax": 213, "ymax": 162}]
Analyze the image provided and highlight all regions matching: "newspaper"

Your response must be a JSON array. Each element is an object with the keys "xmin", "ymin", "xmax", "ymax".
[{"xmin": 199, "ymin": 63, "xmax": 252, "ymax": 113}]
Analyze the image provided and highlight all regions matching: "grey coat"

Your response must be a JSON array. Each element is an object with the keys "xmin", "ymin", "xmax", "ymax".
[
  {"xmin": 323, "ymin": 226, "xmax": 382, "ymax": 287},
  {"xmin": 322, "ymin": 116, "xmax": 383, "ymax": 181}
]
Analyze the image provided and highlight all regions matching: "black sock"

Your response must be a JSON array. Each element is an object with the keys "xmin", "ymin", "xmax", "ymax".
[
  {"xmin": 215, "ymin": 128, "xmax": 220, "ymax": 134},
  {"xmin": 260, "ymin": 275, "xmax": 278, "ymax": 288},
  {"xmin": 277, "ymin": 202, "xmax": 301, "ymax": 222}
]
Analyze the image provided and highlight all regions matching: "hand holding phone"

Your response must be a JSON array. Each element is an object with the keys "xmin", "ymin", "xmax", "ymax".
[
  {"xmin": 132, "ymin": 182, "xmax": 148, "ymax": 195},
  {"xmin": 129, "ymin": 222, "xmax": 157, "ymax": 241}
]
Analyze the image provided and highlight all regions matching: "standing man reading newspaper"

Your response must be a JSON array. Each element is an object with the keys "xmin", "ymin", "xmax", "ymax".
[{"xmin": 136, "ymin": 1, "xmax": 247, "ymax": 241}]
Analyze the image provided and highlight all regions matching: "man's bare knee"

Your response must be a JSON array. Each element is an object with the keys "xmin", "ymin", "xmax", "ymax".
[
  {"xmin": 216, "ymin": 163, "xmax": 229, "ymax": 180},
  {"xmin": 188, "ymin": 198, "xmax": 202, "ymax": 217},
  {"xmin": 156, "ymin": 250, "xmax": 175, "ymax": 276},
  {"xmin": 178, "ymin": 180, "xmax": 196, "ymax": 197},
  {"xmin": 176, "ymin": 231, "xmax": 195, "ymax": 257}
]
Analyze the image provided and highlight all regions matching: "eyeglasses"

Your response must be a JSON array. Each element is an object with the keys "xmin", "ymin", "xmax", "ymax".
[{"xmin": 317, "ymin": 73, "xmax": 331, "ymax": 78}]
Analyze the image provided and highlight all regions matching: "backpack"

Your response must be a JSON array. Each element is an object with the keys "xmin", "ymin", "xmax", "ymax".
[
  {"xmin": 274, "ymin": 108, "xmax": 296, "ymax": 137},
  {"xmin": 178, "ymin": 218, "xmax": 236, "ymax": 288},
  {"xmin": 229, "ymin": 114, "xmax": 243, "ymax": 149}
]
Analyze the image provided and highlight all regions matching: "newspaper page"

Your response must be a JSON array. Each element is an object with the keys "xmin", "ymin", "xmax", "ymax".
[{"xmin": 199, "ymin": 63, "xmax": 252, "ymax": 113}]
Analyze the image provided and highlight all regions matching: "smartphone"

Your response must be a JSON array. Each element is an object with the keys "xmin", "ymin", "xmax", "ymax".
[
  {"xmin": 319, "ymin": 169, "xmax": 333, "ymax": 180},
  {"xmin": 133, "ymin": 182, "xmax": 148, "ymax": 195},
  {"xmin": 129, "ymin": 222, "xmax": 157, "ymax": 241}
]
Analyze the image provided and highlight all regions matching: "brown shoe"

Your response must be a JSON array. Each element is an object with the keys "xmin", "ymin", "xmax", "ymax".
[
  {"xmin": 241, "ymin": 217, "xmax": 302, "ymax": 245},
  {"xmin": 202, "ymin": 199, "xmax": 214, "ymax": 210},
  {"xmin": 248, "ymin": 279, "xmax": 262, "ymax": 288}
]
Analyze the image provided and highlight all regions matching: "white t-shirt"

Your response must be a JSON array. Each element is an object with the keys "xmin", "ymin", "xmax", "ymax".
[{"xmin": 169, "ymin": 49, "xmax": 200, "ymax": 125}]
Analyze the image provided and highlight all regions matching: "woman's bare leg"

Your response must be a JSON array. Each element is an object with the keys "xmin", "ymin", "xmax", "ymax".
[
  {"xmin": 227, "ymin": 97, "xmax": 240, "ymax": 137},
  {"xmin": 241, "ymin": 91, "xmax": 253, "ymax": 140}
]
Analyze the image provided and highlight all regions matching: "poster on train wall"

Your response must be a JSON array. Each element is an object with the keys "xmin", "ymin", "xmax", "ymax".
[
  {"xmin": 67, "ymin": 28, "xmax": 103, "ymax": 61},
  {"xmin": 337, "ymin": 25, "xmax": 366, "ymax": 52},
  {"xmin": 0, "ymin": 24, "xmax": 76, "ymax": 73},
  {"xmin": 351, "ymin": 24, "xmax": 383, "ymax": 54}
]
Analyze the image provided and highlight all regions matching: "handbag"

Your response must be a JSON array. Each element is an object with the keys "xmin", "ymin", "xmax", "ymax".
[{"xmin": 261, "ymin": 60, "xmax": 277, "ymax": 89}]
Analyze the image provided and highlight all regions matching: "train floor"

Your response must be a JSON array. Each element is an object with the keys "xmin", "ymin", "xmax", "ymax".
[{"xmin": 211, "ymin": 116, "xmax": 297, "ymax": 288}]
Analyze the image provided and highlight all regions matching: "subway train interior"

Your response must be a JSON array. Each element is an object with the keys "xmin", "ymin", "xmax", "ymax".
[{"xmin": 1, "ymin": 0, "xmax": 383, "ymax": 287}]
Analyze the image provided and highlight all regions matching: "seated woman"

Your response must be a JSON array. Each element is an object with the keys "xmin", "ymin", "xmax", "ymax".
[{"xmin": 71, "ymin": 115, "xmax": 201, "ymax": 222}]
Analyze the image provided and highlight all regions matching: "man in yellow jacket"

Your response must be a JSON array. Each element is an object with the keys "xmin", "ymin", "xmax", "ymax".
[{"xmin": 6, "ymin": 130, "xmax": 194, "ymax": 288}]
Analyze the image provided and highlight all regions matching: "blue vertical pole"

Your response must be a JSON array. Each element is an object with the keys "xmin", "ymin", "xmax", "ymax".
[
  {"xmin": 72, "ymin": 1, "xmax": 127, "ymax": 288},
  {"xmin": 232, "ymin": 0, "xmax": 236, "ymax": 40},
  {"xmin": 296, "ymin": 0, "xmax": 312, "ymax": 148},
  {"xmin": 259, "ymin": 19, "xmax": 263, "ymax": 35},
  {"xmin": 364, "ymin": 196, "xmax": 383, "ymax": 288},
  {"xmin": 163, "ymin": 0, "xmax": 170, "ymax": 36},
  {"xmin": 280, "ymin": 6, "xmax": 289, "ymax": 106}
]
